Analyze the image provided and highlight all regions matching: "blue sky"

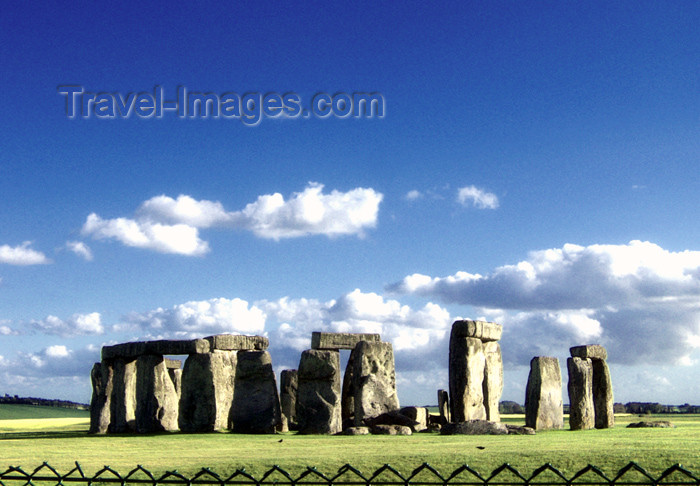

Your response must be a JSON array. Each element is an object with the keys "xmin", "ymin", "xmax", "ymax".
[{"xmin": 1, "ymin": 2, "xmax": 699, "ymax": 406}]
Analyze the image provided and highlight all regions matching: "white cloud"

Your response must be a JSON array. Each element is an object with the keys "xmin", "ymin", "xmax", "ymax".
[
  {"xmin": 229, "ymin": 183, "xmax": 383, "ymax": 239},
  {"xmin": 405, "ymin": 190, "xmax": 423, "ymax": 201},
  {"xmin": 388, "ymin": 240, "xmax": 700, "ymax": 366},
  {"xmin": 82, "ymin": 183, "xmax": 383, "ymax": 255},
  {"xmin": 31, "ymin": 312, "xmax": 103, "ymax": 337},
  {"xmin": 82, "ymin": 213, "xmax": 209, "ymax": 256},
  {"xmin": 120, "ymin": 297, "xmax": 266, "ymax": 337},
  {"xmin": 0, "ymin": 242, "xmax": 51, "ymax": 265},
  {"xmin": 457, "ymin": 185, "xmax": 499, "ymax": 209},
  {"xmin": 65, "ymin": 241, "xmax": 93, "ymax": 261}
]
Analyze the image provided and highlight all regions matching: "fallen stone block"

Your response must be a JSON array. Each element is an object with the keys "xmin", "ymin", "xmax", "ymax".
[
  {"xmin": 399, "ymin": 406, "xmax": 428, "ymax": 431},
  {"xmin": 506, "ymin": 424, "xmax": 536, "ymax": 435},
  {"xmin": 344, "ymin": 426, "xmax": 370, "ymax": 435},
  {"xmin": 364, "ymin": 410, "xmax": 419, "ymax": 430},
  {"xmin": 440, "ymin": 420, "xmax": 509, "ymax": 435},
  {"xmin": 627, "ymin": 421, "xmax": 674, "ymax": 428},
  {"xmin": 311, "ymin": 332, "xmax": 381, "ymax": 350},
  {"xmin": 450, "ymin": 320, "xmax": 502, "ymax": 342},
  {"xmin": 370, "ymin": 424, "xmax": 412, "ymax": 435}
]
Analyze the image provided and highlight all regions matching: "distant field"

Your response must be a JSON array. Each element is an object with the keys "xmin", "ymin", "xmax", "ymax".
[
  {"xmin": 0, "ymin": 404, "xmax": 89, "ymax": 420},
  {"xmin": 0, "ymin": 409, "xmax": 698, "ymax": 479}
]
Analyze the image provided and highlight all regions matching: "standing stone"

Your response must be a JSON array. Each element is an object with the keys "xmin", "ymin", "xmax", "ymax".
[
  {"xmin": 353, "ymin": 341, "xmax": 400, "ymax": 425},
  {"xmin": 483, "ymin": 341, "xmax": 503, "ymax": 422},
  {"xmin": 592, "ymin": 359, "xmax": 614, "ymax": 429},
  {"xmin": 296, "ymin": 349, "xmax": 342, "ymax": 434},
  {"xmin": 280, "ymin": 369, "xmax": 298, "ymax": 430},
  {"xmin": 179, "ymin": 350, "xmax": 236, "ymax": 432},
  {"xmin": 449, "ymin": 334, "xmax": 486, "ymax": 422},
  {"xmin": 525, "ymin": 357, "xmax": 563, "ymax": 430},
  {"xmin": 438, "ymin": 389, "xmax": 450, "ymax": 423},
  {"xmin": 135, "ymin": 354, "xmax": 179, "ymax": 433},
  {"xmin": 89, "ymin": 361, "xmax": 113, "ymax": 434},
  {"xmin": 230, "ymin": 350, "xmax": 280, "ymax": 434},
  {"xmin": 567, "ymin": 357, "xmax": 594, "ymax": 430},
  {"xmin": 109, "ymin": 358, "xmax": 137, "ymax": 433},
  {"xmin": 169, "ymin": 368, "xmax": 182, "ymax": 399},
  {"xmin": 342, "ymin": 346, "xmax": 358, "ymax": 423}
]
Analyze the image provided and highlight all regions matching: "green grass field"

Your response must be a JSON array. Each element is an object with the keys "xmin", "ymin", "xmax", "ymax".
[{"xmin": 0, "ymin": 407, "xmax": 698, "ymax": 479}]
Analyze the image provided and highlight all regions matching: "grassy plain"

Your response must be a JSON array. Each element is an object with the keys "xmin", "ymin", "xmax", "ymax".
[{"xmin": 0, "ymin": 409, "xmax": 698, "ymax": 479}]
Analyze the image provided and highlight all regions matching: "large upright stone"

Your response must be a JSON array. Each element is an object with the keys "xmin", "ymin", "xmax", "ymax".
[
  {"xmin": 438, "ymin": 389, "xmax": 450, "ymax": 423},
  {"xmin": 230, "ymin": 350, "xmax": 280, "ymax": 434},
  {"xmin": 525, "ymin": 357, "xmax": 563, "ymax": 430},
  {"xmin": 451, "ymin": 320, "xmax": 502, "ymax": 342},
  {"xmin": 341, "ymin": 346, "xmax": 358, "ymax": 422},
  {"xmin": 311, "ymin": 332, "xmax": 381, "ymax": 350},
  {"xmin": 89, "ymin": 361, "xmax": 113, "ymax": 434},
  {"xmin": 179, "ymin": 350, "xmax": 236, "ymax": 432},
  {"xmin": 296, "ymin": 349, "xmax": 342, "ymax": 434},
  {"xmin": 135, "ymin": 354, "xmax": 179, "ymax": 433},
  {"xmin": 592, "ymin": 359, "xmax": 614, "ymax": 429},
  {"xmin": 483, "ymin": 341, "xmax": 503, "ymax": 422},
  {"xmin": 567, "ymin": 357, "xmax": 594, "ymax": 430},
  {"xmin": 280, "ymin": 369, "xmax": 298, "ymax": 430},
  {"xmin": 353, "ymin": 341, "xmax": 400, "ymax": 425},
  {"xmin": 449, "ymin": 334, "xmax": 486, "ymax": 422},
  {"xmin": 109, "ymin": 358, "xmax": 137, "ymax": 433}
]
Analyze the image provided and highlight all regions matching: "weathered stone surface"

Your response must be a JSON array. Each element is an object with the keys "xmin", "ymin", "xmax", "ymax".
[
  {"xmin": 440, "ymin": 420, "xmax": 509, "ymax": 435},
  {"xmin": 506, "ymin": 424, "xmax": 536, "ymax": 435},
  {"xmin": 570, "ymin": 345, "xmax": 607, "ymax": 361},
  {"xmin": 277, "ymin": 414, "xmax": 289, "ymax": 433},
  {"xmin": 109, "ymin": 358, "xmax": 137, "ymax": 433},
  {"xmin": 89, "ymin": 361, "xmax": 113, "ymax": 434},
  {"xmin": 627, "ymin": 421, "xmax": 674, "ymax": 428},
  {"xmin": 103, "ymin": 339, "xmax": 210, "ymax": 360},
  {"xmin": 296, "ymin": 349, "xmax": 342, "ymax": 434},
  {"xmin": 230, "ymin": 350, "xmax": 280, "ymax": 434},
  {"xmin": 341, "ymin": 347, "xmax": 357, "ymax": 422},
  {"xmin": 592, "ymin": 359, "xmax": 614, "ymax": 429},
  {"xmin": 344, "ymin": 426, "xmax": 370, "ymax": 435},
  {"xmin": 164, "ymin": 359, "xmax": 181, "ymax": 369},
  {"xmin": 451, "ymin": 320, "xmax": 502, "ymax": 342},
  {"xmin": 449, "ymin": 335, "xmax": 486, "ymax": 422},
  {"xmin": 567, "ymin": 357, "xmax": 594, "ymax": 430},
  {"xmin": 364, "ymin": 410, "xmax": 419, "ymax": 430},
  {"xmin": 280, "ymin": 369, "xmax": 298, "ymax": 430},
  {"xmin": 179, "ymin": 350, "xmax": 236, "ymax": 432},
  {"xmin": 205, "ymin": 334, "xmax": 269, "ymax": 351},
  {"xmin": 370, "ymin": 424, "xmax": 412, "ymax": 435},
  {"xmin": 399, "ymin": 406, "xmax": 428, "ymax": 431},
  {"xmin": 353, "ymin": 341, "xmax": 400, "ymax": 425},
  {"xmin": 483, "ymin": 341, "xmax": 503, "ymax": 422},
  {"xmin": 525, "ymin": 357, "xmax": 563, "ymax": 431},
  {"xmin": 311, "ymin": 332, "xmax": 381, "ymax": 350},
  {"xmin": 135, "ymin": 354, "xmax": 179, "ymax": 433},
  {"xmin": 169, "ymin": 368, "xmax": 182, "ymax": 399},
  {"xmin": 438, "ymin": 389, "xmax": 450, "ymax": 423}
]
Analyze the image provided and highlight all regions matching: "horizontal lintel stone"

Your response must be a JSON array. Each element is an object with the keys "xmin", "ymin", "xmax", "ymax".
[
  {"xmin": 311, "ymin": 332, "xmax": 381, "ymax": 350},
  {"xmin": 205, "ymin": 334, "xmax": 269, "ymax": 351},
  {"xmin": 451, "ymin": 320, "xmax": 502, "ymax": 342},
  {"xmin": 570, "ymin": 345, "xmax": 607, "ymax": 361},
  {"xmin": 102, "ymin": 339, "xmax": 210, "ymax": 360}
]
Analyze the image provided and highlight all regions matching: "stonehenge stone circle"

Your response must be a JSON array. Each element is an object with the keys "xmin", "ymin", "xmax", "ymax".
[
  {"xmin": 280, "ymin": 369, "xmax": 298, "ymax": 430},
  {"xmin": 567, "ymin": 357, "xmax": 595, "ymax": 430},
  {"xmin": 230, "ymin": 350, "xmax": 281, "ymax": 434},
  {"xmin": 296, "ymin": 349, "xmax": 342, "ymax": 434},
  {"xmin": 567, "ymin": 345, "xmax": 614, "ymax": 430},
  {"xmin": 179, "ymin": 350, "xmax": 236, "ymax": 432},
  {"xmin": 352, "ymin": 341, "xmax": 400, "ymax": 426},
  {"xmin": 525, "ymin": 356, "xmax": 563, "ymax": 430}
]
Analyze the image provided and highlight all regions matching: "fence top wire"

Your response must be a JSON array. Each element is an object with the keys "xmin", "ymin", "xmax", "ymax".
[{"xmin": 0, "ymin": 462, "xmax": 698, "ymax": 486}]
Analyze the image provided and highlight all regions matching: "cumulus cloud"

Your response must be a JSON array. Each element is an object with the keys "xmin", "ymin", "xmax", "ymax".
[
  {"xmin": 65, "ymin": 241, "xmax": 93, "ymax": 261},
  {"xmin": 228, "ymin": 183, "xmax": 383, "ymax": 239},
  {"xmin": 2, "ymin": 345, "xmax": 99, "ymax": 379},
  {"xmin": 119, "ymin": 297, "xmax": 266, "ymax": 338},
  {"xmin": 0, "ymin": 324, "xmax": 18, "ymax": 336},
  {"xmin": 0, "ymin": 242, "xmax": 51, "ymax": 265},
  {"xmin": 457, "ymin": 185, "xmax": 499, "ymax": 209},
  {"xmin": 31, "ymin": 312, "xmax": 103, "ymax": 337},
  {"xmin": 404, "ymin": 190, "xmax": 423, "ymax": 201},
  {"xmin": 82, "ymin": 183, "xmax": 383, "ymax": 255},
  {"xmin": 388, "ymin": 240, "xmax": 700, "ymax": 366}
]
